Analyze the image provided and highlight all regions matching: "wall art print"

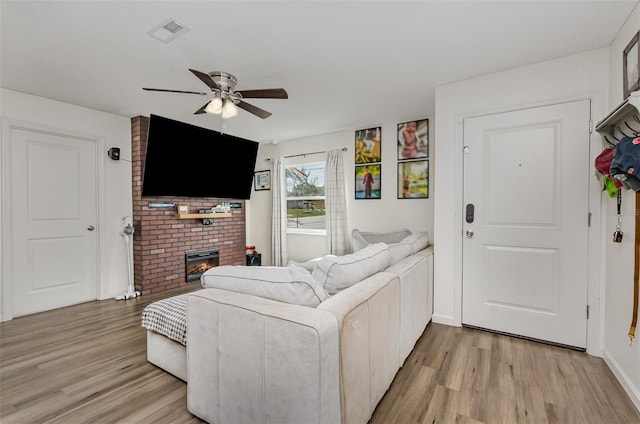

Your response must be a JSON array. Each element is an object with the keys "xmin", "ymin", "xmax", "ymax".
[
  {"xmin": 623, "ymin": 30, "xmax": 640, "ymax": 99},
  {"xmin": 355, "ymin": 164, "xmax": 381, "ymax": 199},
  {"xmin": 398, "ymin": 119, "xmax": 428, "ymax": 160},
  {"xmin": 398, "ymin": 160, "xmax": 428, "ymax": 199},
  {"xmin": 355, "ymin": 126, "xmax": 382, "ymax": 164}
]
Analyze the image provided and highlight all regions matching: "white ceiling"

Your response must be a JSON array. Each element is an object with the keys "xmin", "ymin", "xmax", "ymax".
[{"xmin": 1, "ymin": 1, "xmax": 638, "ymax": 143}]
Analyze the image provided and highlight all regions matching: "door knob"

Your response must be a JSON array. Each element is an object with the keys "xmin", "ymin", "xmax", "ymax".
[
  {"xmin": 87, "ymin": 225, "xmax": 95, "ymax": 231},
  {"xmin": 465, "ymin": 230, "xmax": 474, "ymax": 238}
]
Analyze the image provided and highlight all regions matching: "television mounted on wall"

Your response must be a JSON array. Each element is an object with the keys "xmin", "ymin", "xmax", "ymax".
[{"xmin": 142, "ymin": 114, "xmax": 259, "ymax": 199}]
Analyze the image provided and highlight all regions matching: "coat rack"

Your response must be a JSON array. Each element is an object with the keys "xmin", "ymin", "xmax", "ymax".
[
  {"xmin": 595, "ymin": 91, "xmax": 640, "ymax": 144},
  {"xmin": 595, "ymin": 90, "xmax": 640, "ymax": 347}
]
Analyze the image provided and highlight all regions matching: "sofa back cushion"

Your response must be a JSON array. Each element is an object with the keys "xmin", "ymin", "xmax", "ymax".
[
  {"xmin": 351, "ymin": 228, "xmax": 411, "ymax": 251},
  {"xmin": 313, "ymin": 243, "xmax": 391, "ymax": 295},
  {"xmin": 201, "ymin": 265, "xmax": 329, "ymax": 307}
]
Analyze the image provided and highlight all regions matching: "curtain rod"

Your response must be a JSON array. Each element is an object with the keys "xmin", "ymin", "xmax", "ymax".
[{"xmin": 265, "ymin": 147, "xmax": 347, "ymax": 162}]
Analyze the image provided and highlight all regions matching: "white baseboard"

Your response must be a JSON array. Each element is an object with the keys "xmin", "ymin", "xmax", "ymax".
[
  {"xmin": 431, "ymin": 313, "xmax": 460, "ymax": 327},
  {"xmin": 602, "ymin": 348, "xmax": 640, "ymax": 413}
]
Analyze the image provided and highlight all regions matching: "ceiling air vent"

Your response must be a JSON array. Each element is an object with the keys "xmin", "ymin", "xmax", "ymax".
[{"xmin": 147, "ymin": 18, "xmax": 189, "ymax": 43}]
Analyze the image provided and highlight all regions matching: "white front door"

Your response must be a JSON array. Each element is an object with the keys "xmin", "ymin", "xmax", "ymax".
[
  {"xmin": 462, "ymin": 100, "xmax": 590, "ymax": 349},
  {"xmin": 8, "ymin": 126, "xmax": 98, "ymax": 317}
]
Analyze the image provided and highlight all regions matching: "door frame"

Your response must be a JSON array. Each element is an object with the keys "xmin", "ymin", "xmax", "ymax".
[
  {"xmin": 1, "ymin": 118, "xmax": 105, "ymax": 321},
  {"xmin": 452, "ymin": 94, "xmax": 604, "ymax": 355}
]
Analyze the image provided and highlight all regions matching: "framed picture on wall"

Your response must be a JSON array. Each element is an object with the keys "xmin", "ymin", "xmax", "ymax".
[
  {"xmin": 254, "ymin": 170, "xmax": 271, "ymax": 191},
  {"xmin": 623, "ymin": 30, "xmax": 640, "ymax": 99},
  {"xmin": 398, "ymin": 160, "xmax": 428, "ymax": 199},
  {"xmin": 398, "ymin": 119, "xmax": 429, "ymax": 160},
  {"xmin": 355, "ymin": 164, "xmax": 381, "ymax": 199},
  {"xmin": 355, "ymin": 126, "xmax": 382, "ymax": 164}
]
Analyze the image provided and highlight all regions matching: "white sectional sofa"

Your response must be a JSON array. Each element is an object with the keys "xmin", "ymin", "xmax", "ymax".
[{"xmin": 142, "ymin": 230, "xmax": 433, "ymax": 424}]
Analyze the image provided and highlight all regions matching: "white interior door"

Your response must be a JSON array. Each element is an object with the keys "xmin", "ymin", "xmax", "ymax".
[
  {"xmin": 462, "ymin": 100, "xmax": 590, "ymax": 349},
  {"xmin": 9, "ymin": 126, "xmax": 98, "ymax": 317}
]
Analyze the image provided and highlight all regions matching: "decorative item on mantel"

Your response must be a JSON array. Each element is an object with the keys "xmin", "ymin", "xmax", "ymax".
[
  {"xmin": 211, "ymin": 202, "xmax": 232, "ymax": 213},
  {"xmin": 148, "ymin": 201, "xmax": 176, "ymax": 209}
]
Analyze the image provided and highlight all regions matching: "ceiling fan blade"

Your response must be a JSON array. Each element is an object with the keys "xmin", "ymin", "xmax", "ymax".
[
  {"xmin": 194, "ymin": 102, "xmax": 209, "ymax": 114},
  {"xmin": 143, "ymin": 87, "xmax": 208, "ymax": 95},
  {"xmin": 236, "ymin": 100, "xmax": 272, "ymax": 119},
  {"xmin": 189, "ymin": 68, "xmax": 220, "ymax": 91},
  {"xmin": 236, "ymin": 88, "xmax": 288, "ymax": 99}
]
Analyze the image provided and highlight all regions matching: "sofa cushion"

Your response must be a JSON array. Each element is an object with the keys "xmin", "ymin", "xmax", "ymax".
[
  {"xmin": 351, "ymin": 228, "xmax": 411, "ymax": 251},
  {"xmin": 313, "ymin": 243, "xmax": 391, "ymax": 295},
  {"xmin": 201, "ymin": 265, "xmax": 329, "ymax": 307}
]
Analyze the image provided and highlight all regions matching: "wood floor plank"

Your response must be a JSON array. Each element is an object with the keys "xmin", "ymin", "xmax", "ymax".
[
  {"xmin": 451, "ymin": 345, "xmax": 491, "ymax": 420},
  {"xmin": 2, "ymin": 289, "xmax": 639, "ymax": 424},
  {"xmin": 371, "ymin": 324, "xmax": 640, "ymax": 424}
]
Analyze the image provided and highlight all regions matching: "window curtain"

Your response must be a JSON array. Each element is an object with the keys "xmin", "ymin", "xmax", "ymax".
[
  {"xmin": 325, "ymin": 149, "xmax": 349, "ymax": 255},
  {"xmin": 271, "ymin": 157, "xmax": 288, "ymax": 266}
]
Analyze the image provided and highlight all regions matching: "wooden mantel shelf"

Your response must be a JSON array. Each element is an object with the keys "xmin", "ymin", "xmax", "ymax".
[{"xmin": 176, "ymin": 212, "xmax": 232, "ymax": 219}]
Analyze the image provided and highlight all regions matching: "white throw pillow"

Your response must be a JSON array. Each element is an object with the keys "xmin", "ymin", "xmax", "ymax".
[
  {"xmin": 313, "ymin": 242, "xmax": 391, "ymax": 295},
  {"xmin": 401, "ymin": 231, "xmax": 429, "ymax": 253},
  {"xmin": 351, "ymin": 228, "xmax": 412, "ymax": 251},
  {"xmin": 387, "ymin": 242, "xmax": 414, "ymax": 265},
  {"xmin": 290, "ymin": 255, "xmax": 335, "ymax": 273},
  {"xmin": 201, "ymin": 265, "xmax": 329, "ymax": 307}
]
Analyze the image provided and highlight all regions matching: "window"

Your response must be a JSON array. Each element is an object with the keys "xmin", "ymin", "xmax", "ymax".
[{"xmin": 286, "ymin": 162, "xmax": 325, "ymax": 233}]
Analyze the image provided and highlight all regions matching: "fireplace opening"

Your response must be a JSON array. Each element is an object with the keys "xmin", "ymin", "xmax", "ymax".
[{"xmin": 185, "ymin": 248, "xmax": 219, "ymax": 283}]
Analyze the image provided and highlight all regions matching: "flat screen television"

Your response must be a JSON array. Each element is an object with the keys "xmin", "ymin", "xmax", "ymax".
[{"xmin": 142, "ymin": 114, "xmax": 259, "ymax": 199}]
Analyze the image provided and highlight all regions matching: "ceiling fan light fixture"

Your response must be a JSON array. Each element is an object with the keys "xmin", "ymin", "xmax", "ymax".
[
  {"xmin": 205, "ymin": 96, "xmax": 222, "ymax": 114},
  {"xmin": 143, "ymin": 68, "xmax": 287, "ymax": 119},
  {"xmin": 221, "ymin": 99, "xmax": 238, "ymax": 119}
]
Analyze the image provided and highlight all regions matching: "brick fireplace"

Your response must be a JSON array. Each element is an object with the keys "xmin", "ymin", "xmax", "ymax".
[{"xmin": 131, "ymin": 116, "xmax": 246, "ymax": 295}]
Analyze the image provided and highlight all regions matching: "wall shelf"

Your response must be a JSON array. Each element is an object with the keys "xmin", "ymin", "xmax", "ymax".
[
  {"xmin": 595, "ymin": 91, "xmax": 640, "ymax": 144},
  {"xmin": 176, "ymin": 213, "xmax": 232, "ymax": 219}
]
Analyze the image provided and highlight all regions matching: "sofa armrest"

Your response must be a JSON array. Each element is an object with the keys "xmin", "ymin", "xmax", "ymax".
[
  {"xmin": 317, "ymin": 271, "xmax": 401, "ymax": 424},
  {"xmin": 186, "ymin": 288, "xmax": 340, "ymax": 424}
]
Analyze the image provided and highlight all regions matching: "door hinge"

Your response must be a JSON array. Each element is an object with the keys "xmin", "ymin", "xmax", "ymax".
[
  {"xmin": 588, "ymin": 212, "xmax": 592, "ymax": 227},
  {"xmin": 587, "ymin": 305, "xmax": 590, "ymax": 319},
  {"xmin": 589, "ymin": 119, "xmax": 593, "ymax": 134}
]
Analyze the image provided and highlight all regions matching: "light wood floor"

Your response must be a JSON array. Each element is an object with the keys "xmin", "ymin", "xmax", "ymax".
[{"xmin": 1, "ymin": 286, "xmax": 639, "ymax": 424}]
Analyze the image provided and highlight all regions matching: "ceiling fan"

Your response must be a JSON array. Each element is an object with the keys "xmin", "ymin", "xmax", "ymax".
[{"xmin": 143, "ymin": 68, "xmax": 288, "ymax": 119}]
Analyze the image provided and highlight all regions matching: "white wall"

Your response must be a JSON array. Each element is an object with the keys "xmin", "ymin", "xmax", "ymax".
[
  {"xmin": 247, "ymin": 119, "xmax": 434, "ymax": 265},
  {"xmin": 0, "ymin": 89, "xmax": 132, "ymax": 320},
  {"xmin": 603, "ymin": 3, "xmax": 640, "ymax": 411},
  {"xmin": 433, "ymin": 49, "xmax": 609, "ymax": 355}
]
